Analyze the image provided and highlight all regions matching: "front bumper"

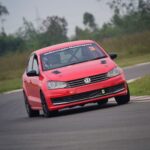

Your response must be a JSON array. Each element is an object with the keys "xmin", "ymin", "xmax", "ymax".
[
  {"xmin": 51, "ymin": 83, "xmax": 125, "ymax": 105},
  {"xmin": 44, "ymin": 74, "xmax": 127, "ymax": 110}
]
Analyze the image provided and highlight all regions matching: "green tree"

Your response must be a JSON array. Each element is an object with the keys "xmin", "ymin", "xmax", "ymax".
[
  {"xmin": 17, "ymin": 18, "xmax": 37, "ymax": 40},
  {"xmin": 40, "ymin": 16, "xmax": 68, "ymax": 47},
  {"xmin": 73, "ymin": 12, "xmax": 98, "ymax": 40},
  {"xmin": 83, "ymin": 12, "xmax": 97, "ymax": 31},
  {"xmin": 0, "ymin": 35, "xmax": 25, "ymax": 55},
  {"xmin": 0, "ymin": 2, "xmax": 9, "ymax": 17},
  {"xmin": 74, "ymin": 26, "xmax": 92, "ymax": 40},
  {"xmin": 16, "ymin": 18, "xmax": 40, "ymax": 50},
  {"xmin": 0, "ymin": 2, "xmax": 9, "ymax": 34},
  {"xmin": 96, "ymin": 0, "xmax": 150, "ymax": 38}
]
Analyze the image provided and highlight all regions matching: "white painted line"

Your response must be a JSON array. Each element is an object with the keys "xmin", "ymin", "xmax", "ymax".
[
  {"xmin": 127, "ymin": 77, "xmax": 141, "ymax": 83},
  {"xmin": 131, "ymin": 96, "xmax": 150, "ymax": 99},
  {"xmin": 132, "ymin": 97, "xmax": 150, "ymax": 101},
  {"xmin": 133, "ymin": 100, "xmax": 150, "ymax": 103},
  {"xmin": 123, "ymin": 62, "xmax": 150, "ymax": 69},
  {"xmin": 3, "ymin": 89, "xmax": 23, "ymax": 95},
  {"xmin": 136, "ymin": 62, "xmax": 150, "ymax": 67}
]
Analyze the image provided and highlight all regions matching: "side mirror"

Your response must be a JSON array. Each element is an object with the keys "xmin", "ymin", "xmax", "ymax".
[
  {"xmin": 27, "ymin": 70, "xmax": 38, "ymax": 77},
  {"xmin": 109, "ymin": 53, "xmax": 117, "ymax": 60}
]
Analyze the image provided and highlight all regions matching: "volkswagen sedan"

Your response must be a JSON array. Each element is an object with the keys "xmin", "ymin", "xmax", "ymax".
[{"xmin": 22, "ymin": 40, "xmax": 130, "ymax": 117}]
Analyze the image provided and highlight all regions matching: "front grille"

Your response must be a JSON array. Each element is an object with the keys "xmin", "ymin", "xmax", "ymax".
[
  {"xmin": 51, "ymin": 83, "xmax": 125, "ymax": 105},
  {"xmin": 67, "ymin": 73, "xmax": 108, "ymax": 88}
]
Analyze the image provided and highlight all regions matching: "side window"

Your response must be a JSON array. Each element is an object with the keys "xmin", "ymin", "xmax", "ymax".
[
  {"xmin": 33, "ymin": 57, "xmax": 39, "ymax": 74},
  {"xmin": 27, "ymin": 55, "xmax": 34, "ymax": 73}
]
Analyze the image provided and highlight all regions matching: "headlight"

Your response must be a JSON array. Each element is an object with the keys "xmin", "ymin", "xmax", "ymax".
[
  {"xmin": 107, "ymin": 67, "xmax": 121, "ymax": 78},
  {"xmin": 47, "ymin": 81, "xmax": 67, "ymax": 89}
]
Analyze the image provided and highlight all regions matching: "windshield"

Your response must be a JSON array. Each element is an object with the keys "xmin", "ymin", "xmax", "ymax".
[{"xmin": 41, "ymin": 43, "xmax": 106, "ymax": 71}]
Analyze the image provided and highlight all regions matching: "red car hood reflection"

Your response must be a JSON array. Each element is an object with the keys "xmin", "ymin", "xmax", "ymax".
[{"xmin": 43, "ymin": 58, "xmax": 116, "ymax": 81}]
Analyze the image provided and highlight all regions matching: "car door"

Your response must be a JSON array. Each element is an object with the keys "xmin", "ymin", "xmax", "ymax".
[
  {"xmin": 29, "ymin": 55, "xmax": 41, "ymax": 108},
  {"xmin": 24, "ymin": 54, "xmax": 34, "ymax": 98}
]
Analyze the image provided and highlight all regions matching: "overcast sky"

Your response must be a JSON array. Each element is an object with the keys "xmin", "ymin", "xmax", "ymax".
[{"xmin": 0, "ymin": 0, "xmax": 113, "ymax": 36}]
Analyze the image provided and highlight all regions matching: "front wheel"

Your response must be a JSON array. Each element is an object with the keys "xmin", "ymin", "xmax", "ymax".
[
  {"xmin": 23, "ymin": 92, "xmax": 39, "ymax": 117},
  {"xmin": 115, "ymin": 85, "xmax": 130, "ymax": 105},
  {"xmin": 40, "ymin": 92, "xmax": 58, "ymax": 117}
]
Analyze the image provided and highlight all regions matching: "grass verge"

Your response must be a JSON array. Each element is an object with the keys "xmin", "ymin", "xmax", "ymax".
[
  {"xmin": 129, "ymin": 75, "xmax": 150, "ymax": 96},
  {"xmin": 116, "ymin": 53, "xmax": 150, "ymax": 67},
  {"xmin": 0, "ymin": 78, "xmax": 22, "ymax": 93}
]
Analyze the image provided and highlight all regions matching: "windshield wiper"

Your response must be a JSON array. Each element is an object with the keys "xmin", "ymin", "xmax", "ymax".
[{"xmin": 81, "ymin": 56, "xmax": 106, "ymax": 63}]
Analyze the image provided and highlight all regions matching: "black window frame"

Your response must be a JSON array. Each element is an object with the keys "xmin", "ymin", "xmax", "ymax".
[
  {"xmin": 26, "ymin": 54, "xmax": 40, "ymax": 76},
  {"xmin": 32, "ymin": 56, "xmax": 39, "ymax": 75}
]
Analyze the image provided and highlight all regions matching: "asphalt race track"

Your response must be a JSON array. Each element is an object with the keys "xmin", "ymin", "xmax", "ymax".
[{"xmin": 0, "ymin": 62, "xmax": 150, "ymax": 150}]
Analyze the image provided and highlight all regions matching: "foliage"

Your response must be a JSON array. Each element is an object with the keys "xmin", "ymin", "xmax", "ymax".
[
  {"xmin": 74, "ymin": 0, "xmax": 150, "ymax": 40},
  {"xmin": 129, "ymin": 75, "xmax": 150, "ymax": 96},
  {"xmin": 16, "ymin": 18, "xmax": 41, "ymax": 50},
  {"xmin": 0, "ymin": 34, "xmax": 26, "ymax": 55},
  {"xmin": 39, "ymin": 16, "xmax": 68, "ymax": 47},
  {"xmin": 0, "ymin": 2, "xmax": 9, "ymax": 33},
  {"xmin": 83, "ymin": 12, "xmax": 97, "ymax": 31},
  {"xmin": 0, "ymin": 15, "xmax": 68, "ymax": 55},
  {"xmin": 1, "ymin": 0, "xmax": 150, "ymax": 55},
  {"xmin": 17, "ymin": 18, "xmax": 37, "ymax": 40},
  {"xmin": 98, "ymin": 0, "xmax": 150, "ymax": 39},
  {"xmin": 0, "ymin": 2, "xmax": 9, "ymax": 17},
  {"xmin": 72, "ymin": 12, "xmax": 98, "ymax": 40},
  {"xmin": 73, "ymin": 26, "xmax": 92, "ymax": 40}
]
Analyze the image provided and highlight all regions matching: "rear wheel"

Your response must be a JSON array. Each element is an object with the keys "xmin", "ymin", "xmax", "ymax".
[
  {"xmin": 115, "ymin": 85, "xmax": 130, "ymax": 105},
  {"xmin": 23, "ymin": 92, "xmax": 39, "ymax": 117},
  {"xmin": 97, "ymin": 99, "xmax": 108, "ymax": 106}
]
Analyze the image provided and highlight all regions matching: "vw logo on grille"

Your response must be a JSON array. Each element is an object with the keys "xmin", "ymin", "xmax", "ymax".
[{"xmin": 84, "ymin": 77, "xmax": 91, "ymax": 84}]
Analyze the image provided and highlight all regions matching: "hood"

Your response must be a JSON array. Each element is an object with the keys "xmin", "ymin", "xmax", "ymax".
[{"xmin": 43, "ymin": 57, "xmax": 117, "ymax": 81}]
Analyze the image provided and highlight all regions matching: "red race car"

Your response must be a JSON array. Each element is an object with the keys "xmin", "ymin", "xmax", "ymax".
[{"xmin": 22, "ymin": 40, "xmax": 130, "ymax": 117}]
